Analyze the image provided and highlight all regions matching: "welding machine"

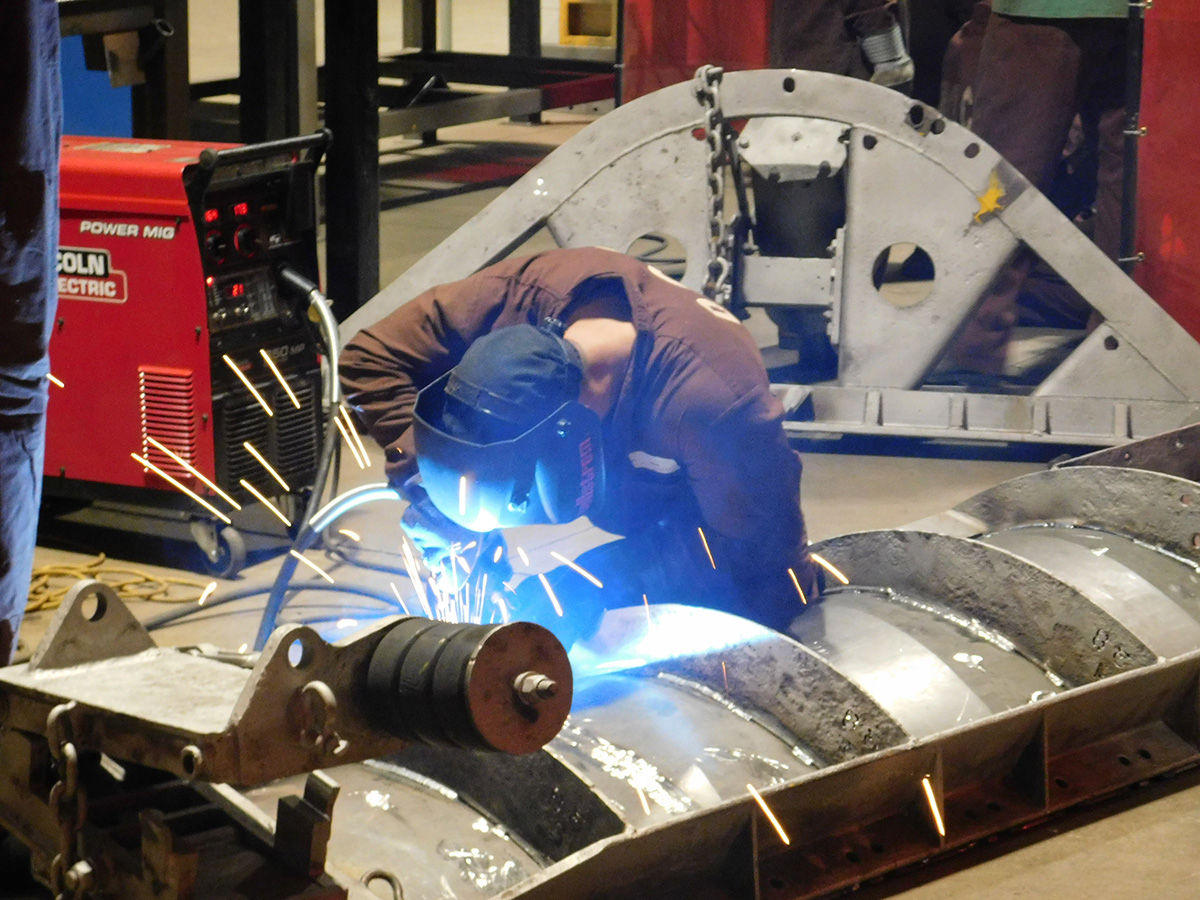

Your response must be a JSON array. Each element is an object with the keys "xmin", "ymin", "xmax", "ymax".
[{"xmin": 45, "ymin": 132, "xmax": 331, "ymax": 576}]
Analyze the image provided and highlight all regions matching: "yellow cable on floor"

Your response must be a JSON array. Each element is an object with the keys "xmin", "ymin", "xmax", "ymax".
[{"xmin": 27, "ymin": 554, "xmax": 211, "ymax": 613}]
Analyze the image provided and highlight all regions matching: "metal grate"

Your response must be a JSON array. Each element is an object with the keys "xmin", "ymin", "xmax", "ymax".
[{"xmin": 139, "ymin": 367, "xmax": 198, "ymax": 482}]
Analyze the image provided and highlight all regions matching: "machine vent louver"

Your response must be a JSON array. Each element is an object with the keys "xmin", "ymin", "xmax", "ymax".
[
  {"xmin": 139, "ymin": 367, "xmax": 198, "ymax": 481},
  {"xmin": 216, "ymin": 374, "xmax": 321, "ymax": 498}
]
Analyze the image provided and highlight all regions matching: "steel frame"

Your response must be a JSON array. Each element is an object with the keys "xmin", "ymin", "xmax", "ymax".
[{"xmin": 342, "ymin": 69, "xmax": 1200, "ymax": 445}]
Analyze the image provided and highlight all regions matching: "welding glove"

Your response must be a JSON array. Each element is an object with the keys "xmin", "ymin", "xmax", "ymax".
[
  {"xmin": 862, "ymin": 23, "xmax": 915, "ymax": 90},
  {"xmin": 399, "ymin": 478, "xmax": 511, "ymax": 588}
]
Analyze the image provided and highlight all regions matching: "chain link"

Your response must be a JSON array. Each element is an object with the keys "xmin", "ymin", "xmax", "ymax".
[
  {"xmin": 46, "ymin": 703, "xmax": 92, "ymax": 900},
  {"xmin": 693, "ymin": 65, "xmax": 731, "ymax": 303}
]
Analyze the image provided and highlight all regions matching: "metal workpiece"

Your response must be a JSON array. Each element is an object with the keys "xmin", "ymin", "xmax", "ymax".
[
  {"xmin": 509, "ymin": 651, "xmax": 1200, "ymax": 900},
  {"xmin": 1058, "ymin": 420, "xmax": 1200, "ymax": 481},
  {"xmin": 341, "ymin": 68, "xmax": 1200, "ymax": 445},
  {"xmin": 811, "ymin": 529, "xmax": 1156, "ymax": 685},
  {"xmin": 0, "ymin": 582, "xmax": 571, "ymax": 785}
]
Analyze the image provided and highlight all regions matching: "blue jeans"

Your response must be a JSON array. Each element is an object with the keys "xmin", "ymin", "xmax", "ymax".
[{"xmin": 0, "ymin": 0, "xmax": 61, "ymax": 662}]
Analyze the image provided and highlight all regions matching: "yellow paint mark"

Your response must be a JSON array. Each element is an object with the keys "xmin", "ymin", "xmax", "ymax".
[{"xmin": 974, "ymin": 170, "xmax": 1006, "ymax": 223}]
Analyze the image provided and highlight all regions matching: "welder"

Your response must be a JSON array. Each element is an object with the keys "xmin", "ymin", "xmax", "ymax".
[{"xmin": 340, "ymin": 247, "xmax": 820, "ymax": 644}]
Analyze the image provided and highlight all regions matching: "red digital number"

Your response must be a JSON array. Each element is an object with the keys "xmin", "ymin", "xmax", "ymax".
[
  {"xmin": 203, "ymin": 208, "xmax": 220, "ymax": 223},
  {"xmin": 232, "ymin": 201, "xmax": 250, "ymax": 217},
  {"xmin": 230, "ymin": 282, "xmax": 245, "ymax": 298}
]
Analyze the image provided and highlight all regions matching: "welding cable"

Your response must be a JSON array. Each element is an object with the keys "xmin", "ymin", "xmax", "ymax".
[
  {"xmin": 253, "ymin": 268, "xmax": 346, "ymax": 650},
  {"xmin": 142, "ymin": 580, "xmax": 406, "ymax": 632}
]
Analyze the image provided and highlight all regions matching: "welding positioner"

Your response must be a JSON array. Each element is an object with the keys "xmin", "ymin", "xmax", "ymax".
[{"xmin": 0, "ymin": 580, "xmax": 571, "ymax": 898}]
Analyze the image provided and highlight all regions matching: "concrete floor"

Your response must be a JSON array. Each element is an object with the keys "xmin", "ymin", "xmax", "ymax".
[{"xmin": 13, "ymin": 3, "xmax": 1200, "ymax": 898}]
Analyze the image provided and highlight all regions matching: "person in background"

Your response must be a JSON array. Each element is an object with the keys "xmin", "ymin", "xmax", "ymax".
[
  {"xmin": 947, "ymin": 0, "xmax": 1126, "ymax": 375},
  {"xmin": 0, "ymin": 0, "xmax": 61, "ymax": 665},
  {"xmin": 340, "ymin": 247, "xmax": 821, "ymax": 646},
  {"xmin": 770, "ymin": 0, "xmax": 916, "ymax": 90}
]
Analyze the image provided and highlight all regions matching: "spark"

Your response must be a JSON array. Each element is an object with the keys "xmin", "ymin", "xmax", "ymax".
[
  {"xmin": 131, "ymin": 452, "xmax": 232, "ymax": 524},
  {"xmin": 787, "ymin": 568, "xmax": 809, "ymax": 605},
  {"xmin": 537, "ymin": 573, "xmax": 564, "ymax": 617},
  {"xmin": 338, "ymin": 528, "xmax": 361, "ymax": 542},
  {"xmin": 455, "ymin": 554, "xmax": 472, "ymax": 576},
  {"xmin": 492, "ymin": 544, "xmax": 504, "ymax": 564},
  {"xmin": 636, "ymin": 786, "xmax": 651, "ymax": 816},
  {"xmin": 198, "ymin": 581, "xmax": 217, "ymax": 606},
  {"xmin": 334, "ymin": 415, "xmax": 368, "ymax": 469},
  {"xmin": 239, "ymin": 479, "xmax": 292, "ymax": 526},
  {"xmin": 399, "ymin": 540, "xmax": 434, "ymax": 618},
  {"xmin": 921, "ymin": 776, "xmax": 946, "ymax": 837},
  {"xmin": 458, "ymin": 474, "xmax": 469, "ymax": 517},
  {"xmin": 746, "ymin": 783, "xmax": 790, "ymax": 845},
  {"xmin": 289, "ymin": 549, "xmax": 335, "ymax": 584},
  {"xmin": 722, "ymin": 660, "xmax": 730, "ymax": 692},
  {"xmin": 461, "ymin": 541, "xmax": 477, "ymax": 552},
  {"xmin": 494, "ymin": 594, "xmax": 511, "ymax": 623},
  {"xmin": 549, "ymin": 551, "xmax": 604, "ymax": 589},
  {"xmin": 643, "ymin": 593, "xmax": 652, "ymax": 627},
  {"xmin": 243, "ymin": 441, "xmax": 291, "ymax": 491},
  {"xmin": 47, "ymin": 373, "xmax": 65, "ymax": 388},
  {"xmin": 338, "ymin": 404, "xmax": 371, "ymax": 465},
  {"xmin": 811, "ymin": 552, "xmax": 850, "ymax": 585},
  {"xmin": 473, "ymin": 573, "xmax": 489, "ymax": 623},
  {"xmin": 388, "ymin": 581, "xmax": 411, "ymax": 615},
  {"xmin": 698, "ymin": 527, "xmax": 717, "ymax": 569},
  {"xmin": 238, "ymin": 643, "xmax": 248, "ymax": 653},
  {"xmin": 221, "ymin": 353, "xmax": 274, "ymax": 417},
  {"xmin": 516, "ymin": 546, "xmax": 531, "ymax": 567},
  {"xmin": 259, "ymin": 349, "xmax": 301, "ymax": 409},
  {"xmin": 146, "ymin": 436, "xmax": 242, "ymax": 510}
]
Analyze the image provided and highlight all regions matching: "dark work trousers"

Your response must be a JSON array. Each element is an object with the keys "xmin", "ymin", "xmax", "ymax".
[
  {"xmin": 949, "ymin": 13, "xmax": 1126, "ymax": 374},
  {"xmin": 0, "ymin": 0, "xmax": 61, "ymax": 663}
]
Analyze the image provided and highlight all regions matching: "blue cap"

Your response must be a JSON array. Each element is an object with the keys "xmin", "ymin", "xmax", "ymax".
[{"xmin": 441, "ymin": 322, "xmax": 583, "ymax": 442}]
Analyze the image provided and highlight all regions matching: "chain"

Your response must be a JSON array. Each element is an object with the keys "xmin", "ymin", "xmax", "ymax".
[
  {"xmin": 46, "ymin": 703, "xmax": 93, "ymax": 900},
  {"xmin": 694, "ymin": 65, "xmax": 731, "ymax": 303}
]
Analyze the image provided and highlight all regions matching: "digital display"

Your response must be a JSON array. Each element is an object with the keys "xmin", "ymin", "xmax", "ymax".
[
  {"xmin": 230, "ymin": 282, "xmax": 245, "ymax": 298},
  {"xmin": 232, "ymin": 201, "xmax": 250, "ymax": 218},
  {"xmin": 204, "ymin": 208, "xmax": 220, "ymax": 224}
]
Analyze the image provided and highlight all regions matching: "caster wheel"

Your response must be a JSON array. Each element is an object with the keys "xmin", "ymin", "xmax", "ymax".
[{"xmin": 203, "ymin": 525, "xmax": 247, "ymax": 578}]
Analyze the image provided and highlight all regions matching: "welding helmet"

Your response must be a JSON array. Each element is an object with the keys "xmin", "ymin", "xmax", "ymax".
[{"xmin": 412, "ymin": 321, "xmax": 606, "ymax": 531}]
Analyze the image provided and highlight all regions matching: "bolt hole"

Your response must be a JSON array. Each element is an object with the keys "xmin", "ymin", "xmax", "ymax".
[
  {"xmin": 908, "ymin": 104, "xmax": 925, "ymax": 126},
  {"xmin": 769, "ymin": 877, "xmax": 785, "ymax": 890},
  {"xmin": 287, "ymin": 637, "xmax": 312, "ymax": 669},
  {"xmin": 846, "ymin": 851, "xmax": 862, "ymax": 864},
  {"xmin": 1138, "ymin": 748, "xmax": 1153, "ymax": 760},
  {"xmin": 1054, "ymin": 776, "xmax": 1069, "ymax": 789},
  {"xmin": 863, "ymin": 134, "xmax": 878, "ymax": 150},
  {"xmin": 870, "ymin": 841, "xmax": 885, "ymax": 854},
  {"xmin": 180, "ymin": 745, "xmax": 202, "ymax": 777},
  {"xmin": 79, "ymin": 592, "xmax": 107, "ymax": 622},
  {"xmin": 1118, "ymin": 755, "xmax": 1132, "ymax": 766},
  {"xmin": 1104, "ymin": 335, "xmax": 1119, "ymax": 350},
  {"xmin": 1192, "ymin": 533, "xmax": 1200, "ymax": 550},
  {"xmin": 985, "ymin": 801, "xmax": 1003, "ymax": 812},
  {"xmin": 1182, "ymin": 495, "xmax": 1192, "ymax": 506},
  {"xmin": 782, "ymin": 76, "xmax": 796, "ymax": 93},
  {"xmin": 931, "ymin": 118, "xmax": 946, "ymax": 134},
  {"xmin": 965, "ymin": 142, "xmax": 980, "ymax": 158},
  {"xmin": 964, "ymin": 808, "xmax": 978, "ymax": 820}
]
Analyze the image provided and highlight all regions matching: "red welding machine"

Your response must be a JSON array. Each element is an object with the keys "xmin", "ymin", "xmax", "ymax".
[{"xmin": 46, "ymin": 133, "xmax": 330, "ymax": 575}]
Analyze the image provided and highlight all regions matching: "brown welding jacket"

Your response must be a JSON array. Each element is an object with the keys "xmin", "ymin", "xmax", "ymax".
[{"xmin": 340, "ymin": 246, "xmax": 815, "ymax": 618}]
